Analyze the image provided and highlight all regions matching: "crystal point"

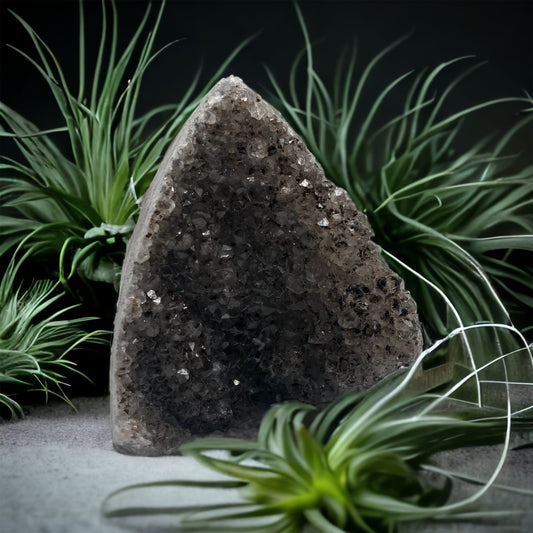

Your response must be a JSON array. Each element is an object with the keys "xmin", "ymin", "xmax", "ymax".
[{"xmin": 110, "ymin": 76, "xmax": 423, "ymax": 456}]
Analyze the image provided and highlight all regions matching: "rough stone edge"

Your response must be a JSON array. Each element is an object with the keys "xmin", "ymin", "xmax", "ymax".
[{"xmin": 110, "ymin": 77, "xmax": 261, "ymax": 454}]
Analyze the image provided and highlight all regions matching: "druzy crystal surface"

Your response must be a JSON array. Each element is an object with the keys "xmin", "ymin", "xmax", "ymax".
[{"xmin": 110, "ymin": 76, "xmax": 422, "ymax": 455}]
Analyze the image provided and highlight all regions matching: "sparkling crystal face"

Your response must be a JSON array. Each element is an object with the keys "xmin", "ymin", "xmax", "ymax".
[{"xmin": 110, "ymin": 76, "xmax": 422, "ymax": 455}]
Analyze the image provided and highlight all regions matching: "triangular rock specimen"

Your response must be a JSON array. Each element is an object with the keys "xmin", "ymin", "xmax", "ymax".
[{"xmin": 110, "ymin": 76, "xmax": 422, "ymax": 456}]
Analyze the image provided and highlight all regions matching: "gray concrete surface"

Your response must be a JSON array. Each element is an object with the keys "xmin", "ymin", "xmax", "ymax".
[{"xmin": 0, "ymin": 397, "xmax": 532, "ymax": 532}]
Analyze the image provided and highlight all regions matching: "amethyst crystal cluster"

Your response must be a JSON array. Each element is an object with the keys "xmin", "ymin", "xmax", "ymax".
[{"xmin": 110, "ymin": 76, "xmax": 422, "ymax": 455}]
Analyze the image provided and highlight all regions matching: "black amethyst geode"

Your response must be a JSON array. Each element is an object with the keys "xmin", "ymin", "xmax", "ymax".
[{"xmin": 110, "ymin": 76, "xmax": 423, "ymax": 455}]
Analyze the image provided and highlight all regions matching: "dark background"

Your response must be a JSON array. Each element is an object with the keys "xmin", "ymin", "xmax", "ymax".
[{"xmin": 0, "ymin": 0, "xmax": 532, "ymax": 158}]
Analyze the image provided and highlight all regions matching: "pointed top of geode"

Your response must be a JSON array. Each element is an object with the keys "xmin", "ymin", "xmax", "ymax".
[{"xmin": 110, "ymin": 76, "xmax": 422, "ymax": 455}]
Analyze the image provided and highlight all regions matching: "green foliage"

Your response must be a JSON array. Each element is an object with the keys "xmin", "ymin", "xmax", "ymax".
[
  {"xmin": 267, "ymin": 4, "xmax": 533, "ymax": 341},
  {"xmin": 0, "ymin": 246, "xmax": 109, "ymax": 418},
  {"xmin": 0, "ymin": 0, "xmax": 249, "ymax": 287},
  {"xmin": 102, "ymin": 325, "xmax": 533, "ymax": 532}
]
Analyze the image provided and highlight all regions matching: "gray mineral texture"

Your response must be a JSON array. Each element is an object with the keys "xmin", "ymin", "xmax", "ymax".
[{"xmin": 110, "ymin": 76, "xmax": 423, "ymax": 456}]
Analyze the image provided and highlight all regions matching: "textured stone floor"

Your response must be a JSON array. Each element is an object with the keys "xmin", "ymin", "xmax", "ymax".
[{"xmin": 0, "ymin": 396, "xmax": 531, "ymax": 532}]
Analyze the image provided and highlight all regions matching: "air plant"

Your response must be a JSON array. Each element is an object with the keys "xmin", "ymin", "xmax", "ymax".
[
  {"xmin": 102, "ymin": 324, "xmax": 533, "ymax": 533},
  {"xmin": 0, "ymin": 241, "xmax": 109, "ymax": 418},
  {"xmin": 0, "ymin": 0, "xmax": 249, "ymax": 288},
  {"xmin": 267, "ymin": 4, "xmax": 533, "ymax": 343}
]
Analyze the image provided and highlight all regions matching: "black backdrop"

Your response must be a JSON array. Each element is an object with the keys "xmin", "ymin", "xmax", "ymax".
[{"xmin": 0, "ymin": 0, "xmax": 532, "ymax": 159}]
